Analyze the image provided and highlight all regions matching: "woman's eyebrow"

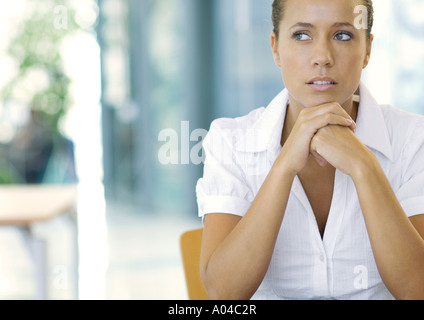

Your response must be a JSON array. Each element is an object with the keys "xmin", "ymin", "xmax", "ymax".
[
  {"xmin": 332, "ymin": 22, "xmax": 356, "ymax": 29},
  {"xmin": 289, "ymin": 22, "xmax": 356, "ymax": 30},
  {"xmin": 289, "ymin": 22, "xmax": 314, "ymax": 30}
]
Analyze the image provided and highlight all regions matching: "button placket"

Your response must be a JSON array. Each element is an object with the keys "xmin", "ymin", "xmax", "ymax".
[
  {"xmin": 313, "ymin": 247, "xmax": 330, "ymax": 298},
  {"xmin": 292, "ymin": 175, "xmax": 334, "ymax": 298},
  {"xmin": 323, "ymin": 171, "xmax": 349, "ymax": 296}
]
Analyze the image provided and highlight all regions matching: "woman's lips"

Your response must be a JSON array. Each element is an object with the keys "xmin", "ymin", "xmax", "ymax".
[{"xmin": 307, "ymin": 80, "xmax": 338, "ymax": 92}]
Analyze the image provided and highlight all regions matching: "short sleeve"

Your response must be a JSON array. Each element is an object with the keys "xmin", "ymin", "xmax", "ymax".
[
  {"xmin": 196, "ymin": 120, "xmax": 253, "ymax": 218},
  {"xmin": 397, "ymin": 119, "xmax": 424, "ymax": 218}
]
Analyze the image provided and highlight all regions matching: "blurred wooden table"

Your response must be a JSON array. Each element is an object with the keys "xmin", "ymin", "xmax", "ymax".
[{"xmin": 0, "ymin": 184, "xmax": 79, "ymax": 300}]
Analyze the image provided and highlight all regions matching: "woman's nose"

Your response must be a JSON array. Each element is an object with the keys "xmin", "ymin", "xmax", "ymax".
[{"xmin": 311, "ymin": 39, "xmax": 334, "ymax": 67}]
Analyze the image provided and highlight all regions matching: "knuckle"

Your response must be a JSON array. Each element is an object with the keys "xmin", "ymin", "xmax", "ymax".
[
  {"xmin": 310, "ymin": 136, "xmax": 320, "ymax": 150},
  {"xmin": 298, "ymin": 119, "xmax": 310, "ymax": 130},
  {"xmin": 323, "ymin": 113, "xmax": 332, "ymax": 122},
  {"xmin": 327, "ymin": 103, "xmax": 344, "ymax": 115},
  {"xmin": 312, "ymin": 134, "xmax": 323, "ymax": 146},
  {"xmin": 328, "ymin": 102, "xmax": 342, "ymax": 109},
  {"xmin": 298, "ymin": 108, "xmax": 309, "ymax": 119}
]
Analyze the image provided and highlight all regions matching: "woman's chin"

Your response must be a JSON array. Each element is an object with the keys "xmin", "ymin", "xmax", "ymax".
[
  {"xmin": 288, "ymin": 91, "xmax": 349, "ymax": 109},
  {"xmin": 303, "ymin": 98, "xmax": 337, "ymax": 108},
  {"xmin": 303, "ymin": 94, "xmax": 350, "ymax": 108}
]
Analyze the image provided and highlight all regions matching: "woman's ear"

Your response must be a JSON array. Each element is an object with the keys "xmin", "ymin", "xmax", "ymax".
[
  {"xmin": 271, "ymin": 32, "xmax": 282, "ymax": 68},
  {"xmin": 363, "ymin": 34, "xmax": 374, "ymax": 69}
]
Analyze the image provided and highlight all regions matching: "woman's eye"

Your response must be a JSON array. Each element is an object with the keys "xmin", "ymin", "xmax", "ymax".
[
  {"xmin": 334, "ymin": 32, "xmax": 352, "ymax": 41},
  {"xmin": 293, "ymin": 32, "xmax": 311, "ymax": 41}
]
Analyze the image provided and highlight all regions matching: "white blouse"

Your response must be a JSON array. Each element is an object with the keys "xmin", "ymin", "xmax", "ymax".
[{"xmin": 196, "ymin": 83, "xmax": 424, "ymax": 300}]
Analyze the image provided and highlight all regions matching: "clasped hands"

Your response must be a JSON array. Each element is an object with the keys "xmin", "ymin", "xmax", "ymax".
[{"xmin": 280, "ymin": 101, "xmax": 371, "ymax": 177}]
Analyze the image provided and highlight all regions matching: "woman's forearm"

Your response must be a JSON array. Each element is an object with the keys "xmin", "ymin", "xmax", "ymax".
[
  {"xmin": 352, "ymin": 154, "xmax": 424, "ymax": 300},
  {"xmin": 202, "ymin": 161, "xmax": 296, "ymax": 300}
]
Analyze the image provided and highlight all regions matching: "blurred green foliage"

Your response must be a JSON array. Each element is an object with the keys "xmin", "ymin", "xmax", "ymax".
[
  {"xmin": 0, "ymin": 0, "xmax": 79, "ymax": 184},
  {"xmin": 1, "ymin": 0, "xmax": 78, "ymax": 129}
]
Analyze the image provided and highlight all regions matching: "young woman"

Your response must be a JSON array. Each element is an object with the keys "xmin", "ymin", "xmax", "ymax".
[{"xmin": 196, "ymin": 0, "xmax": 424, "ymax": 300}]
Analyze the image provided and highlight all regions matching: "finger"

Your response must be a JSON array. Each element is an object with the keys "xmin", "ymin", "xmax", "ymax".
[
  {"xmin": 308, "ymin": 113, "xmax": 355, "ymax": 133},
  {"xmin": 315, "ymin": 103, "xmax": 357, "ymax": 131},
  {"xmin": 301, "ymin": 102, "xmax": 352, "ymax": 121}
]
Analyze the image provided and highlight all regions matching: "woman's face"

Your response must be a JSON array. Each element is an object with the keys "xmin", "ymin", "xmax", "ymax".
[{"xmin": 271, "ymin": 0, "xmax": 373, "ymax": 109}]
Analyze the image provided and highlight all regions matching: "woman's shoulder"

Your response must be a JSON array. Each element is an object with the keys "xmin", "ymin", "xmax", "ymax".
[
  {"xmin": 380, "ymin": 104, "xmax": 424, "ymax": 132},
  {"xmin": 380, "ymin": 104, "xmax": 424, "ymax": 155}
]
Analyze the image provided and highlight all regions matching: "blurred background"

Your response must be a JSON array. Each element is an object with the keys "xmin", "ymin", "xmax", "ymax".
[{"xmin": 0, "ymin": 0, "xmax": 422, "ymax": 300}]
